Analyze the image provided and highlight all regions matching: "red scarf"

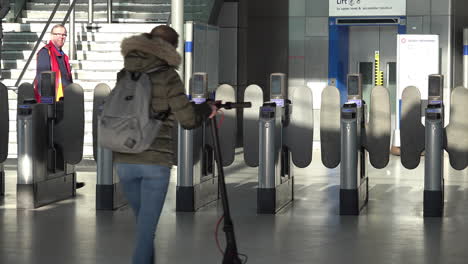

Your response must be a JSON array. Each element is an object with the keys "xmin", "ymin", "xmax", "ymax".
[{"xmin": 34, "ymin": 41, "xmax": 71, "ymax": 102}]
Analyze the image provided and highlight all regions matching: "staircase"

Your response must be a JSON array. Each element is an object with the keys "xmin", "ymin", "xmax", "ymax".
[
  {"xmin": 5, "ymin": 23, "xmax": 160, "ymax": 159},
  {"xmin": 3, "ymin": 0, "xmax": 170, "ymax": 159},
  {"xmin": 3, "ymin": 0, "xmax": 218, "ymax": 160},
  {"xmin": 17, "ymin": 0, "xmax": 171, "ymax": 23}
]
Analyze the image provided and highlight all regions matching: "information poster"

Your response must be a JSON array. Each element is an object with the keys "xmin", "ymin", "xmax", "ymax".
[
  {"xmin": 397, "ymin": 35, "xmax": 439, "ymax": 102},
  {"xmin": 392, "ymin": 34, "xmax": 439, "ymax": 148}
]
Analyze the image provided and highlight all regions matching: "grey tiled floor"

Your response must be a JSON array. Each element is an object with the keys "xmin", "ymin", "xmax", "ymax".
[{"xmin": 1, "ymin": 150, "xmax": 468, "ymax": 264}]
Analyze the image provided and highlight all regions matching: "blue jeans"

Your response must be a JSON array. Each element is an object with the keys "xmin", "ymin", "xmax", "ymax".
[{"xmin": 116, "ymin": 163, "xmax": 171, "ymax": 264}]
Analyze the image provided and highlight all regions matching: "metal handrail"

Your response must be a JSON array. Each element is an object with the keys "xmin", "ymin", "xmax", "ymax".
[
  {"xmin": 166, "ymin": 11, "xmax": 171, "ymax": 25},
  {"xmin": 13, "ymin": 0, "xmax": 27, "ymax": 22},
  {"xmin": 14, "ymin": 0, "xmax": 78, "ymax": 87},
  {"xmin": 208, "ymin": 0, "xmax": 223, "ymax": 25}
]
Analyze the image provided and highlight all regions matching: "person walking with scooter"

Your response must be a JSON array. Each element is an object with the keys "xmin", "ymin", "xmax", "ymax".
[{"xmin": 113, "ymin": 25, "xmax": 217, "ymax": 264}]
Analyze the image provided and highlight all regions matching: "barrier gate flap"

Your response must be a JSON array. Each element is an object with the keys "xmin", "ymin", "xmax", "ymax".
[
  {"xmin": 92, "ymin": 84, "xmax": 111, "ymax": 161},
  {"xmin": 364, "ymin": 86, "xmax": 391, "ymax": 169},
  {"xmin": 285, "ymin": 86, "xmax": 313, "ymax": 168},
  {"xmin": 446, "ymin": 86, "xmax": 468, "ymax": 170},
  {"xmin": 0, "ymin": 83, "xmax": 8, "ymax": 162},
  {"xmin": 17, "ymin": 83, "xmax": 35, "ymax": 105},
  {"xmin": 54, "ymin": 83, "xmax": 85, "ymax": 165},
  {"xmin": 320, "ymin": 85, "xmax": 341, "ymax": 168},
  {"xmin": 243, "ymin": 85, "xmax": 263, "ymax": 167},
  {"xmin": 207, "ymin": 84, "xmax": 236, "ymax": 166},
  {"xmin": 400, "ymin": 86, "xmax": 425, "ymax": 169}
]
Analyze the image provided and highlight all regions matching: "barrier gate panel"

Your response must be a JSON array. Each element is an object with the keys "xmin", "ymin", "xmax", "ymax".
[
  {"xmin": 17, "ymin": 83, "xmax": 35, "ymax": 105},
  {"xmin": 212, "ymin": 84, "xmax": 236, "ymax": 166},
  {"xmin": 285, "ymin": 86, "xmax": 313, "ymax": 168},
  {"xmin": 446, "ymin": 86, "xmax": 468, "ymax": 170},
  {"xmin": 243, "ymin": 85, "xmax": 263, "ymax": 167},
  {"xmin": 54, "ymin": 83, "xmax": 85, "ymax": 165},
  {"xmin": 0, "ymin": 83, "xmax": 8, "ymax": 163},
  {"xmin": 365, "ymin": 86, "xmax": 391, "ymax": 169},
  {"xmin": 92, "ymin": 83, "xmax": 111, "ymax": 161},
  {"xmin": 400, "ymin": 86, "xmax": 425, "ymax": 169},
  {"xmin": 0, "ymin": 83, "xmax": 8, "ymax": 195},
  {"xmin": 320, "ymin": 85, "xmax": 341, "ymax": 168}
]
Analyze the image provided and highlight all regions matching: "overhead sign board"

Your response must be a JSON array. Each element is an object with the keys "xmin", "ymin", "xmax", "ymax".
[{"xmin": 329, "ymin": 0, "xmax": 406, "ymax": 17}]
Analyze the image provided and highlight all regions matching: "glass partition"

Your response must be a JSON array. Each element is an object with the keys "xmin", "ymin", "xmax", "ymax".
[{"xmin": 184, "ymin": 0, "xmax": 216, "ymax": 23}]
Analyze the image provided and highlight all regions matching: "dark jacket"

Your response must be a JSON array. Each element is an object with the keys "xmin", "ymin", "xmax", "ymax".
[
  {"xmin": 34, "ymin": 42, "xmax": 73, "ymax": 102},
  {"xmin": 113, "ymin": 34, "xmax": 211, "ymax": 167}
]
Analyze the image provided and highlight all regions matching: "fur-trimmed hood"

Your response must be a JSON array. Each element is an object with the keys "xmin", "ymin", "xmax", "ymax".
[{"xmin": 120, "ymin": 34, "xmax": 181, "ymax": 69}]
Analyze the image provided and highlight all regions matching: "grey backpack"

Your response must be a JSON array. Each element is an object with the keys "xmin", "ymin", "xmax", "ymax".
[{"xmin": 98, "ymin": 67, "xmax": 166, "ymax": 153}]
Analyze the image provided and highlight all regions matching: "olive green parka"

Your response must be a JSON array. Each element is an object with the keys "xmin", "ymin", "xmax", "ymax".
[{"xmin": 113, "ymin": 34, "xmax": 211, "ymax": 167}]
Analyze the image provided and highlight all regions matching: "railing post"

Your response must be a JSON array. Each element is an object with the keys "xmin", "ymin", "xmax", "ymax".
[
  {"xmin": 107, "ymin": 0, "xmax": 112, "ymax": 23},
  {"xmin": 88, "ymin": 0, "xmax": 94, "ymax": 24},
  {"xmin": 68, "ymin": 2, "xmax": 76, "ymax": 60},
  {"xmin": 172, "ymin": 0, "xmax": 184, "ymax": 81}
]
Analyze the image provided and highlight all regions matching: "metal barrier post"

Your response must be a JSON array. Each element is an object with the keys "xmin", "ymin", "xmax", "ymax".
[
  {"xmin": 0, "ymin": 163, "xmax": 4, "ymax": 195},
  {"xmin": 340, "ymin": 104, "xmax": 358, "ymax": 191},
  {"xmin": 464, "ymin": 28, "xmax": 468, "ymax": 88},
  {"xmin": 424, "ymin": 104, "xmax": 444, "ymax": 217}
]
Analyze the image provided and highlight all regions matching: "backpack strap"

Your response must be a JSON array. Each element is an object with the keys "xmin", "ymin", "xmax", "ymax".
[
  {"xmin": 151, "ymin": 111, "xmax": 169, "ymax": 121},
  {"xmin": 116, "ymin": 66, "xmax": 169, "ymax": 81}
]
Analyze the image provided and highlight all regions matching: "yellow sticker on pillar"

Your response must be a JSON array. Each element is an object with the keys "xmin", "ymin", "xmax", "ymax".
[
  {"xmin": 374, "ymin": 51, "xmax": 383, "ymax": 86},
  {"xmin": 374, "ymin": 50, "xmax": 383, "ymax": 86}
]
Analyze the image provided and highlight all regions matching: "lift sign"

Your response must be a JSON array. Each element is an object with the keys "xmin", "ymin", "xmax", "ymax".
[{"xmin": 329, "ymin": 0, "xmax": 406, "ymax": 17}]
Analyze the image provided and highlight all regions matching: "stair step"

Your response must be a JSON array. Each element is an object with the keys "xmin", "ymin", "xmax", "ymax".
[
  {"xmin": 75, "ymin": 32, "xmax": 139, "ymax": 41},
  {"xmin": 3, "ymin": 22, "xmax": 160, "ymax": 32},
  {"xmin": 25, "ymin": 2, "xmax": 171, "ymax": 12},
  {"xmin": 4, "ymin": 31, "xmax": 138, "ymax": 42},
  {"xmin": 3, "ymin": 79, "xmax": 116, "ymax": 91},
  {"xmin": 28, "ymin": 0, "xmax": 108, "ymax": 3},
  {"xmin": 28, "ymin": 0, "xmax": 169, "ymax": 3},
  {"xmin": 2, "ymin": 59, "xmax": 124, "ymax": 70},
  {"xmin": 18, "ymin": 17, "xmax": 166, "ymax": 23},
  {"xmin": 3, "ymin": 32, "xmax": 41, "ymax": 42},
  {"xmin": 21, "ymin": 10, "xmax": 169, "ymax": 22},
  {"xmin": 3, "ymin": 50, "xmax": 123, "ymax": 60},
  {"xmin": 4, "ymin": 41, "xmax": 124, "ymax": 51},
  {"xmin": 4, "ymin": 69, "xmax": 118, "ymax": 80},
  {"xmin": 26, "ymin": 2, "xmax": 108, "ymax": 11}
]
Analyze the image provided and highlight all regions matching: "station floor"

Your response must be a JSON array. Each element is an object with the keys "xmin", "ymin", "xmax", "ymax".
[{"xmin": 1, "ymin": 150, "xmax": 468, "ymax": 264}]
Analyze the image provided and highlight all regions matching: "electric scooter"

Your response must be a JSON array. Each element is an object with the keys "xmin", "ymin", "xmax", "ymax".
[{"xmin": 211, "ymin": 101, "xmax": 251, "ymax": 264}]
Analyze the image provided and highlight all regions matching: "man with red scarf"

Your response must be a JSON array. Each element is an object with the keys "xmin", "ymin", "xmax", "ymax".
[
  {"xmin": 34, "ymin": 24, "xmax": 72, "ymax": 102},
  {"xmin": 34, "ymin": 24, "xmax": 85, "ymax": 189}
]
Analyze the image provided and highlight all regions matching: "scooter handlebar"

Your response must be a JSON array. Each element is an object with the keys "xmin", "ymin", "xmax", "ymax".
[{"xmin": 214, "ymin": 101, "xmax": 252, "ymax": 110}]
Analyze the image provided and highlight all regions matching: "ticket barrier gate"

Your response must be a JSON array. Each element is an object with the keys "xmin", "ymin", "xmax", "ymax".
[
  {"xmin": 400, "ymin": 75, "xmax": 468, "ymax": 217},
  {"xmin": 176, "ymin": 73, "xmax": 228, "ymax": 212},
  {"xmin": 92, "ymin": 83, "xmax": 127, "ymax": 210},
  {"xmin": 321, "ymin": 74, "xmax": 391, "ymax": 215},
  {"xmin": 0, "ymin": 83, "xmax": 8, "ymax": 196},
  {"xmin": 244, "ymin": 73, "xmax": 314, "ymax": 214},
  {"xmin": 16, "ymin": 72, "xmax": 84, "ymax": 208}
]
